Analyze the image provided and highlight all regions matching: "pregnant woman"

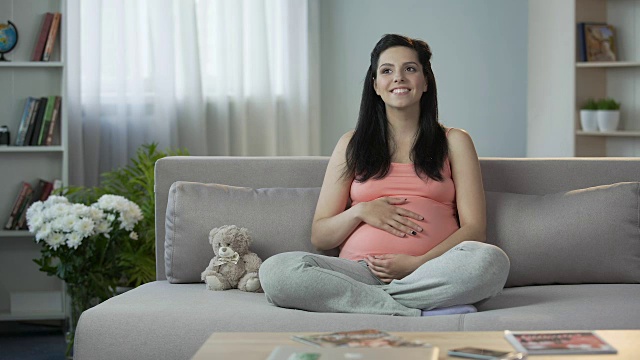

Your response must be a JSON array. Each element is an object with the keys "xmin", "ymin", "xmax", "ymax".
[{"xmin": 259, "ymin": 34, "xmax": 510, "ymax": 316}]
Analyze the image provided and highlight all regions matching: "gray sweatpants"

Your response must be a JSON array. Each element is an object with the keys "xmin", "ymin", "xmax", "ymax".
[{"xmin": 259, "ymin": 241, "xmax": 510, "ymax": 317}]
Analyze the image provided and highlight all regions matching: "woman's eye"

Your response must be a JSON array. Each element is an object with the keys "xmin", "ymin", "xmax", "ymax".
[
  {"xmin": 381, "ymin": 68, "xmax": 391, "ymax": 74},
  {"xmin": 406, "ymin": 66, "xmax": 416, "ymax": 72}
]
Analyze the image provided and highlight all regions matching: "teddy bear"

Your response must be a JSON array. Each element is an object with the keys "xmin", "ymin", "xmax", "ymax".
[{"xmin": 200, "ymin": 225, "xmax": 263, "ymax": 292}]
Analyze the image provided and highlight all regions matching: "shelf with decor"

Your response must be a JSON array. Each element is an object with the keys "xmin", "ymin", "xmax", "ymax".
[
  {"xmin": 0, "ymin": 230, "xmax": 32, "ymax": 238},
  {"xmin": 576, "ymin": 61, "xmax": 640, "ymax": 68},
  {"xmin": 0, "ymin": 61, "xmax": 64, "ymax": 68},
  {"xmin": 0, "ymin": 146, "xmax": 64, "ymax": 152},
  {"xmin": 577, "ymin": 130, "xmax": 640, "ymax": 137},
  {"xmin": 528, "ymin": 0, "xmax": 640, "ymax": 157},
  {"xmin": 0, "ymin": 0, "xmax": 68, "ymax": 321}
]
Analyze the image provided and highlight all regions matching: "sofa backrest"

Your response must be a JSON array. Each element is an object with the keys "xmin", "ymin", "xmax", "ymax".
[{"xmin": 155, "ymin": 157, "xmax": 640, "ymax": 284}]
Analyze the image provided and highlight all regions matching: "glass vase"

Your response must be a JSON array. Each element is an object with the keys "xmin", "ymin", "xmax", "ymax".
[{"xmin": 64, "ymin": 286, "xmax": 92, "ymax": 359}]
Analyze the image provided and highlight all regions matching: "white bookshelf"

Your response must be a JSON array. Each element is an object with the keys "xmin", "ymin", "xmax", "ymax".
[
  {"xmin": 528, "ymin": 0, "xmax": 640, "ymax": 157},
  {"xmin": 0, "ymin": 0, "xmax": 68, "ymax": 321}
]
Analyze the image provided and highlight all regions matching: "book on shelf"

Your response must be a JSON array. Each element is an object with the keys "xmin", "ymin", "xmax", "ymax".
[
  {"xmin": 577, "ymin": 22, "xmax": 589, "ymax": 62},
  {"xmin": 504, "ymin": 330, "xmax": 617, "ymax": 355},
  {"xmin": 32, "ymin": 12, "xmax": 54, "ymax": 61},
  {"xmin": 15, "ymin": 97, "xmax": 37, "ymax": 146},
  {"xmin": 14, "ymin": 179, "xmax": 53, "ymax": 230},
  {"xmin": 45, "ymin": 96, "xmax": 62, "ymax": 146},
  {"xmin": 37, "ymin": 96, "xmax": 57, "ymax": 145},
  {"xmin": 32, "ymin": 178, "xmax": 54, "ymax": 203},
  {"xmin": 23, "ymin": 98, "xmax": 42, "ymax": 146},
  {"xmin": 4, "ymin": 182, "xmax": 33, "ymax": 230},
  {"xmin": 292, "ymin": 329, "xmax": 431, "ymax": 348},
  {"xmin": 28, "ymin": 97, "xmax": 48, "ymax": 146},
  {"xmin": 13, "ymin": 190, "xmax": 34, "ymax": 230},
  {"xmin": 266, "ymin": 345, "xmax": 438, "ymax": 360},
  {"xmin": 584, "ymin": 23, "xmax": 617, "ymax": 62},
  {"xmin": 42, "ymin": 12, "xmax": 61, "ymax": 62}
]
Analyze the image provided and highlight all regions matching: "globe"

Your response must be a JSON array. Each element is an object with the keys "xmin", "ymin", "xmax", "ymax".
[{"xmin": 0, "ymin": 21, "xmax": 18, "ymax": 61}]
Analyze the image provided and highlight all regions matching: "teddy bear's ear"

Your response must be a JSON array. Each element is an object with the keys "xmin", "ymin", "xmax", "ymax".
[
  {"xmin": 240, "ymin": 227, "xmax": 252, "ymax": 246},
  {"xmin": 209, "ymin": 227, "xmax": 221, "ymax": 244}
]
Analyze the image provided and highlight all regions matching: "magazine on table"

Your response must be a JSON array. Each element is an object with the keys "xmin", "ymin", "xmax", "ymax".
[
  {"xmin": 267, "ymin": 345, "xmax": 439, "ymax": 360},
  {"xmin": 291, "ymin": 329, "xmax": 432, "ymax": 348},
  {"xmin": 504, "ymin": 330, "xmax": 617, "ymax": 355}
]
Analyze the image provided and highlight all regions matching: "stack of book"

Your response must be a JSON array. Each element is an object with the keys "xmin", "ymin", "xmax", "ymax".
[
  {"xmin": 577, "ymin": 23, "xmax": 617, "ymax": 62},
  {"xmin": 14, "ymin": 96, "xmax": 61, "ymax": 146},
  {"xmin": 32, "ymin": 12, "xmax": 62, "ymax": 62},
  {"xmin": 3, "ymin": 179, "xmax": 61, "ymax": 231}
]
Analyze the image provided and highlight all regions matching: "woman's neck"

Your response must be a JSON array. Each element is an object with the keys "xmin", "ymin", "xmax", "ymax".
[{"xmin": 386, "ymin": 106, "xmax": 420, "ymax": 139}]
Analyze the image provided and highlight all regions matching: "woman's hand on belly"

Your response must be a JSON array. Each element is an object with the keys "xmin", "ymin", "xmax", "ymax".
[
  {"xmin": 356, "ymin": 197, "xmax": 424, "ymax": 238},
  {"xmin": 363, "ymin": 254, "xmax": 422, "ymax": 283}
]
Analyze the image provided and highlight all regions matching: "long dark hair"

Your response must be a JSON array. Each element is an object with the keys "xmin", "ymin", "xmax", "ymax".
[{"xmin": 344, "ymin": 34, "xmax": 448, "ymax": 182}]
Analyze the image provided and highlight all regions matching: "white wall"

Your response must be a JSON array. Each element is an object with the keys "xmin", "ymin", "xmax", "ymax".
[{"xmin": 319, "ymin": 0, "xmax": 528, "ymax": 157}]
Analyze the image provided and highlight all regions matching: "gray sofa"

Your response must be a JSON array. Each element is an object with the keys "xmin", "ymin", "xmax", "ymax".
[{"xmin": 74, "ymin": 157, "xmax": 640, "ymax": 360}]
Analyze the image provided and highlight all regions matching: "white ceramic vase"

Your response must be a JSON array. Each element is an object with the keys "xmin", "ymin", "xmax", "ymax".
[
  {"xmin": 579, "ymin": 110, "xmax": 598, "ymax": 132},
  {"xmin": 596, "ymin": 110, "xmax": 620, "ymax": 132}
]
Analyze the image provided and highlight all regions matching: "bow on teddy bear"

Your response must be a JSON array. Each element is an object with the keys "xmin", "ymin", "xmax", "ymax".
[{"xmin": 201, "ymin": 225, "xmax": 263, "ymax": 292}]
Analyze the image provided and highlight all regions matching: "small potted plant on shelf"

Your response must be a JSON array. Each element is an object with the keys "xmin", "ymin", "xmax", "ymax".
[
  {"xmin": 596, "ymin": 98, "xmax": 621, "ymax": 132},
  {"xmin": 580, "ymin": 98, "xmax": 599, "ymax": 132}
]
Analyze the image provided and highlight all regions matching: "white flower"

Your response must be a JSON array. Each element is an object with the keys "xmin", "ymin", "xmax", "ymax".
[
  {"xmin": 46, "ymin": 203, "xmax": 69, "ymax": 219},
  {"xmin": 66, "ymin": 232, "xmax": 83, "ymax": 249},
  {"xmin": 95, "ymin": 220, "xmax": 112, "ymax": 234},
  {"xmin": 35, "ymin": 223, "xmax": 52, "ymax": 243},
  {"xmin": 27, "ymin": 194, "xmax": 143, "ymax": 251},
  {"xmin": 89, "ymin": 207, "xmax": 105, "ymax": 222},
  {"xmin": 97, "ymin": 195, "xmax": 120, "ymax": 210},
  {"xmin": 28, "ymin": 213, "xmax": 44, "ymax": 233},
  {"xmin": 26, "ymin": 201, "xmax": 44, "ymax": 221},
  {"xmin": 45, "ymin": 232, "xmax": 65, "ymax": 250},
  {"xmin": 45, "ymin": 195, "xmax": 69, "ymax": 205},
  {"xmin": 73, "ymin": 218, "xmax": 95, "ymax": 238}
]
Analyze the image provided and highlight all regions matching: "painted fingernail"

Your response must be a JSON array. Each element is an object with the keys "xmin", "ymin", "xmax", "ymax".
[
  {"xmin": 417, "ymin": 227, "xmax": 422, "ymax": 232},
  {"xmin": 411, "ymin": 230, "xmax": 417, "ymax": 235},
  {"xmin": 420, "ymin": 216, "xmax": 424, "ymax": 220}
]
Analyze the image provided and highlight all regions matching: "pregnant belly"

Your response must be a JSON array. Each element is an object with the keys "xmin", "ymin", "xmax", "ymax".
[{"xmin": 339, "ymin": 197, "xmax": 459, "ymax": 261}]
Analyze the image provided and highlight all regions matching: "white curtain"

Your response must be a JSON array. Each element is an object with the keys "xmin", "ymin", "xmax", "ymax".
[{"xmin": 66, "ymin": 0, "xmax": 320, "ymax": 187}]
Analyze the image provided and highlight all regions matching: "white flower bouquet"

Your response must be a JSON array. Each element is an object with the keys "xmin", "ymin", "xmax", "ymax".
[
  {"xmin": 27, "ymin": 194, "xmax": 142, "ymax": 251},
  {"xmin": 27, "ymin": 194, "xmax": 143, "ymax": 355}
]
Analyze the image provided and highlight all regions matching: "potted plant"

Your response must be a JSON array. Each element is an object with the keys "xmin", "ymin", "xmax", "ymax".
[
  {"xmin": 579, "ymin": 98, "xmax": 598, "ymax": 132},
  {"xmin": 62, "ymin": 143, "xmax": 189, "ymax": 288},
  {"xmin": 596, "ymin": 98, "xmax": 621, "ymax": 132},
  {"xmin": 27, "ymin": 194, "xmax": 144, "ymax": 357}
]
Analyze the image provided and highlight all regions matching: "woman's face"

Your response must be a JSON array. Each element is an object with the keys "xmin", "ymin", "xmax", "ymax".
[{"xmin": 373, "ymin": 46, "xmax": 427, "ymax": 112}]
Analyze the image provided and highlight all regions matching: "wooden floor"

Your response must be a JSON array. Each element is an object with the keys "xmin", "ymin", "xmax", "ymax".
[{"xmin": 0, "ymin": 321, "xmax": 66, "ymax": 360}]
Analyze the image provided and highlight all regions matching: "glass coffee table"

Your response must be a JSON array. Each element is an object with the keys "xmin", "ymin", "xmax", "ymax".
[{"xmin": 191, "ymin": 330, "xmax": 638, "ymax": 359}]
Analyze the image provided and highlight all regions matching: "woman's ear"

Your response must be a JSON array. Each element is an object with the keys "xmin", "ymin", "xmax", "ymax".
[{"xmin": 373, "ymin": 77, "xmax": 379, "ymax": 95}]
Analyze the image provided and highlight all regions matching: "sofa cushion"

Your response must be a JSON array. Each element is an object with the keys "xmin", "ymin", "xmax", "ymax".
[
  {"xmin": 469, "ymin": 284, "xmax": 640, "ymax": 331},
  {"xmin": 165, "ymin": 182, "xmax": 335, "ymax": 283},
  {"xmin": 486, "ymin": 182, "xmax": 640, "ymax": 287},
  {"xmin": 75, "ymin": 281, "xmax": 464, "ymax": 360}
]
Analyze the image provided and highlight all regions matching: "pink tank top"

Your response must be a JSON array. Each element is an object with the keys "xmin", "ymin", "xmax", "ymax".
[{"xmin": 339, "ymin": 129, "xmax": 459, "ymax": 261}]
